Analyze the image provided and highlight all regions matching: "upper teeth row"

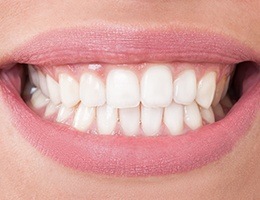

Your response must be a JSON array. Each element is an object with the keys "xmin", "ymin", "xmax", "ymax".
[{"xmin": 29, "ymin": 64, "xmax": 230, "ymax": 110}]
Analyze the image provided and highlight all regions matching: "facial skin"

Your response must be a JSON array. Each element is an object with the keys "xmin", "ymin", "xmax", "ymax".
[{"xmin": 0, "ymin": 1, "xmax": 259, "ymax": 199}]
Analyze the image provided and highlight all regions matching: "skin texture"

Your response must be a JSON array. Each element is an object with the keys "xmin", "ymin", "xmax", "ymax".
[{"xmin": 0, "ymin": 1, "xmax": 259, "ymax": 199}]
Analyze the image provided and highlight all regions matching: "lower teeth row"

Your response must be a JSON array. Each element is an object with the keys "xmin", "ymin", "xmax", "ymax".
[{"xmin": 26, "ymin": 88, "xmax": 232, "ymax": 137}]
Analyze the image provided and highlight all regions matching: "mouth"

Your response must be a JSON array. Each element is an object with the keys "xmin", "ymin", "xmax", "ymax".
[{"xmin": 0, "ymin": 27, "xmax": 259, "ymax": 176}]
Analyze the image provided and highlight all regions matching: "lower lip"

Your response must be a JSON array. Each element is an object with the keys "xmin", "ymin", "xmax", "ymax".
[{"xmin": 0, "ymin": 72, "xmax": 259, "ymax": 176}]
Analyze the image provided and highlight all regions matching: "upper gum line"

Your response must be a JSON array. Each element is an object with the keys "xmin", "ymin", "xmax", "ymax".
[
  {"xmin": 26, "ymin": 63, "xmax": 234, "ymax": 137},
  {"xmin": 34, "ymin": 62, "xmax": 234, "ymax": 82}
]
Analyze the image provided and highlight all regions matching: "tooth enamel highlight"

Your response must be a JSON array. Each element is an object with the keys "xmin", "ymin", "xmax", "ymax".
[
  {"xmin": 56, "ymin": 105, "xmax": 74, "ymax": 123},
  {"xmin": 141, "ymin": 66, "xmax": 173, "ymax": 107},
  {"xmin": 38, "ymin": 71, "xmax": 49, "ymax": 97},
  {"xmin": 196, "ymin": 72, "xmax": 217, "ymax": 109},
  {"xmin": 119, "ymin": 106, "xmax": 140, "ymax": 136},
  {"xmin": 164, "ymin": 102, "xmax": 184, "ymax": 135},
  {"xmin": 28, "ymin": 65, "xmax": 39, "ymax": 87},
  {"xmin": 30, "ymin": 90, "xmax": 50, "ymax": 109},
  {"xmin": 73, "ymin": 103, "xmax": 95, "ymax": 132},
  {"xmin": 106, "ymin": 69, "xmax": 140, "ymax": 108},
  {"xmin": 80, "ymin": 73, "xmax": 106, "ymax": 107},
  {"xmin": 97, "ymin": 105, "xmax": 118, "ymax": 135},
  {"xmin": 173, "ymin": 69, "xmax": 197, "ymax": 105},
  {"xmin": 184, "ymin": 102, "xmax": 202, "ymax": 130},
  {"xmin": 46, "ymin": 75, "xmax": 61, "ymax": 105},
  {"xmin": 59, "ymin": 74, "xmax": 80, "ymax": 108},
  {"xmin": 141, "ymin": 106, "xmax": 163, "ymax": 136},
  {"xmin": 200, "ymin": 106, "xmax": 215, "ymax": 124}
]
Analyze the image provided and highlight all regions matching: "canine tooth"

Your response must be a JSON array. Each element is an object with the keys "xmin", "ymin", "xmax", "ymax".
[
  {"xmin": 45, "ymin": 102, "xmax": 60, "ymax": 117},
  {"xmin": 56, "ymin": 105, "xmax": 74, "ymax": 123},
  {"xmin": 106, "ymin": 69, "xmax": 139, "ymax": 108},
  {"xmin": 28, "ymin": 65, "xmax": 39, "ymax": 87},
  {"xmin": 212, "ymin": 76, "xmax": 226, "ymax": 106},
  {"xmin": 164, "ymin": 102, "xmax": 184, "ymax": 135},
  {"xmin": 221, "ymin": 76, "xmax": 230, "ymax": 99},
  {"xmin": 141, "ymin": 65, "xmax": 173, "ymax": 107},
  {"xmin": 38, "ymin": 71, "xmax": 49, "ymax": 97},
  {"xmin": 30, "ymin": 90, "xmax": 49, "ymax": 109},
  {"xmin": 184, "ymin": 102, "xmax": 202, "ymax": 130},
  {"xmin": 80, "ymin": 73, "xmax": 105, "ymax": 107},
  {"xmin": 73, "ymin": 103, "xmax": 95, "ymax": 132},
  {"xmin": 59, "ymin": 74, "xmax": 80, "ymax": 108},
  {"xmin": 97, "ymin": 105, "xmax": 118, "ymax": 135},
  {"xmin": 141, "ymin": 105, "xmax": 163, "ymax": 136},
  {"xmin": 196, "ymin": 72, "xmax": 217, "ymax": 109},
  {"xmin": 46, "ymin": 75, "xmax": 61, "ymax": 105},
  {"xmin": 173, "ymin": 69, "xmax": 197, "ymax": 105},
  {"xmin": 119, "ymin": 106, "xmax": 140, "ymax": 136},
  {"xmin": 213, "ymin": 104, "xmax": 225, "ymax": 121},
  {"xmin": 200, "ymin": 106, "xmax": 215, "ymax": 124}
]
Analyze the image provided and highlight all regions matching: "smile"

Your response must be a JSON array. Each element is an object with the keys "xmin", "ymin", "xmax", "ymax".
[{"xmin": 0, "ymin": 27, "xmax": 259, "ymax": 176}]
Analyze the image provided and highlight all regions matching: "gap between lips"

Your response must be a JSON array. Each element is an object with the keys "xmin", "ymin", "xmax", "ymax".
[{"xmin": 13, "ymin": 62, "xmax": 235, "ymax": 137}]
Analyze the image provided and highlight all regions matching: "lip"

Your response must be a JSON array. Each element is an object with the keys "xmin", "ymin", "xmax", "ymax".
[
  {"xmin": 1, "ymin": 27, "xmax": 260, "ymax": 67},
  {"xmin": 0, "ymin": 27, "xmax": 259, "ymax": 176}
]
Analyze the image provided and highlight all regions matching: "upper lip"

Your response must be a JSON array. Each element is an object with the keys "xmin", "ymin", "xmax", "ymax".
[{"xmin": 1, "ymin": 26, "xmax": 260, "ymax": 67}]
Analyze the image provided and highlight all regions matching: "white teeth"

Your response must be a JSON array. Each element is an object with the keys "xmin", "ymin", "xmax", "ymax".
[
  {"xmin": 28, "ymin": 65, "xmax": 232, "ymax": 137},
  {"xmin": 164, "ymin": 102, "xmax": 184, "ymax": 135},
  {"xmin": 173, "ymin": 69, "xmax": 197, "ymax": 105},
  {"xmin": 184, "ymin": 102, "xmax": 202, "ymax": 130},
  {"xmin": 28, "ymin": 65, "xmax": 39, "ymax": 87},
  {"xmin": 38, "ymin": 71, "xmax": 49, "ymax": 97},
  {"xmin": 141, "ymin": 105, "xmax": 163, "ymax": 136},
  {"xmin": 212, "ymin": 76, "xmax": 226, "ymax": 106},
  {"xmin": 196, "ymin": 72, "xmax": 217, "ymax": 109},
  {"xmin": 80, "ymin": 73, "xmax": 106, "ymax": 107},
  {"xmin": 141, "ymin": 65, "xmax": 173, "ymax": 107},
  {"xmin": 30, "ymin": 90, "xmax": 49, "ymax": 109},
  {"xmin": 46, "ymin": 75, "xmax": 61, "ymax": 105},
  {"xmin": 56, "ymin": 105, "xmax": 74, "ymax": 123},
  {"xmin": 119, "ymin": 106, "xmax": 140, "ymax": 136},
  {"xmin": 221, "ymin": 76, "xmax": 230, "ymax": 99},
  {"xmin": 73, "ymin": 103, "xmax": 95, "ymax": 132},
  {"xmin": 106, "ymin": 69, "xmax": 140, "ymax": 108},
  {"xmin": 59, "ymin": 74, "xmax": 80, "ymax": 108},
  {"xmin": 200, "ymin": 106, "xmax": 215, "ymax": 124},
  {"xmin": 45, "ymin": 102, "xmax": 60, "ymax": 117},
  {"xmin": 97, "ymin": 105, "xmax": 118, "ymax": 135}
]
